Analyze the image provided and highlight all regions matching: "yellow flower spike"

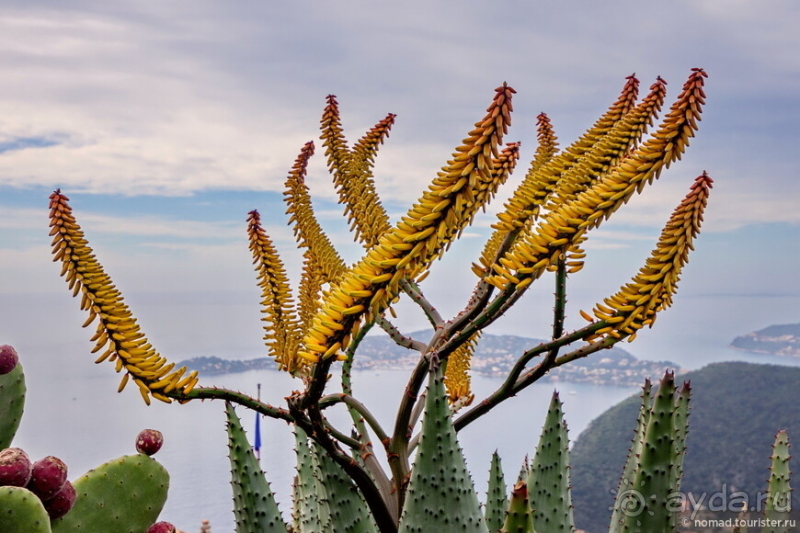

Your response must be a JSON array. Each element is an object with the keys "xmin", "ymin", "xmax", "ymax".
[
  {"xmin": 546, "ymin": 77, "xmax": 668, "ymax": 210},
  {"xmin": 247, "ymin": 209, "xmax": 303, "ymax": 373},
  {"xmin": 301, "ymin": 84, "xmax": 514, "ymax": 359},
  {"xmin": 323, "ymin": 342, "xmax": 342, "ymax": 360},
  {"xmin": 444, "ymin": 331, "xmax": 480, "ymax": 406},
  {"xmin": 486, "ymin": 70, "xmax": 707, "ymax": 294},
  {"xmin": 284, "ymin": 141, "xmax": 348, "ymax": 284},
  {"xmin": 591, "ymin": 172, "xmax": 712, "ymax": 337},
  {"xmin": 151, "ymin": 392, "xmax": 173, "ymax": 404},
  {"xmin": 173, "ymin": 370, "xmax": 196, "ymax": 391},
  {"xmin": 150, "ymin": 373, "xmax": 180, "ymax": 393},
  {"xmin": 478, "ymin": 75, "xmax": 639, "ymax": 277},
  {"xmin": 322, "ymin": 96, "xmax": 393, "ymax": 248},
  {"xmin": 48, "ymin": 190, "xmax": 197, "ymax": 406},
  {"xmin": 180, "ymin": 373, "xmax": 200, "ymax": 395},
  {"xmin": 297, "ymin": 252, "xmax": 323, "ymax": 330}
]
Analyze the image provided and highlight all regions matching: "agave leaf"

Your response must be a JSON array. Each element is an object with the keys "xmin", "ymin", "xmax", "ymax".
[
  {"xmin": 225, "ymin": 402, "xmax": 289, "ymax": 533},
  {"xmin": 529, "ymin": 392, "xmax": 575, "ymax": 532},
  {"xmin": 398, "ymin": 361, "xmax": 488, "ymax": 532},
  {"xmin": 484, "ymin": 451, "xmax": 508, "ymax": 532},
  {"xmin": 762, "ymin": 430, "xmax": 792, "ymax": 533}
]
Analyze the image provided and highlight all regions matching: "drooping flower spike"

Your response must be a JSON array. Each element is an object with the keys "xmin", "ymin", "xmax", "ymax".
[
  {"xmin": 247, "ymin": 209, "xmax": 302, "ymax": 372},
  {"xmin": 48, "ymin": 191, "xmax": 198, "ymax": 405},
  {"xmin": 444, "ymin": 331, "xmax": 480, "ymax": 406},
  {"xmin": 584, "ymin": 171, "xmax": 713, "ymax": 342}
]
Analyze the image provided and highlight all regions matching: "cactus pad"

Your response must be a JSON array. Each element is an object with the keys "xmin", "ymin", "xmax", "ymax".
[
  {"xmin": 0, "ymin": 486, "xmax": 52, "ymax": 533},
  {"xmin": 0, "ymin": 361, "xmax": 26, "ymax": 449},
  {"xmin": 50, "ymin": 454, "xmax": 169, "ymax": 533}
]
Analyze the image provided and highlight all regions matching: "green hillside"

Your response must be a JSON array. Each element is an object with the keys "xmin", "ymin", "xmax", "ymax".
[{"xmin": 570, "ymin": 361, "xmax": 800, "ymax": 532}]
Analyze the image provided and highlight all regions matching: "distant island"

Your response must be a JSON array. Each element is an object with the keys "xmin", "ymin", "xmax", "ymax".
[
  {"xmin": 178, "ymin": 331, "xmax": 680, "ymax": 387},
  {"xmin": 730, "ymin": 322, "xmax": 800, "ymax": 357}
]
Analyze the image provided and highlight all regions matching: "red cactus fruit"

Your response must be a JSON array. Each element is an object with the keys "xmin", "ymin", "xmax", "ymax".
[
  {"xmin": 27, "ymin": 455, "xmax": 68, "ymax": 500},
  {"xmin": 43, "ymin": 479, "xmax": 76, "ymax": 519},
  {"xmin": 146, "ymin": 521, "xmax": 176, "ymax": 533},
  {"xmin": 136, "ymin": 429, "xmax": 164, "ymax": 456},
  {"xmin": 0, "ymin": 447, "xmax": 32, "ymax": 487},
  {"xmin": 0, "ymin": 345, "xmax": 19, "ymax": 375}
]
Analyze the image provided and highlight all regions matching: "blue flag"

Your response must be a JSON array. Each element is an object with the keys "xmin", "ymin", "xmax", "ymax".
[{"xmin": 254, "ymin": 411, "xmax": 262, "ymax": 459}]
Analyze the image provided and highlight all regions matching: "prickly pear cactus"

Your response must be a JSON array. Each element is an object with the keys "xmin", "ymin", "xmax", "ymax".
[
  {"xmin": 0, "ymin": 360, "xmax": 26, "ymax": 449},
  {"xmin": 50, "ymin": 454, "xmax": 169, "ymax": 533},
  {"xmin": 0, "ymin": 486, "xmax": 52, "ymax": 533}
]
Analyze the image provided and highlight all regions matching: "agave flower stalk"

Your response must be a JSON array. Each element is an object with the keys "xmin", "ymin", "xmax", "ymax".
[
  {"xmin": 493, "ymin": 75, "xmax": 638, "ymax": 234},
  {"xmin": 297, "ymin": 83, "xmax": 515, "ymax": 367},
  {"xmin": 430, "ymin": 70, "xmax": 706, "ymax": 354},
  {"xmin": 246, "ymin": 210, "xmax": 302, "ymax": 372},
  {"xmin": 322, "ymin": 95, "xmax": 394, "ymax": 248},
  {"xmin": 458, "ymin": 74, "xmax": 644, "ymax": 343},
  {"xmin": 583, "ymin": 171, "xmax": 713, "ymax": 342},
  {"xmin": 475, "ymin": 111, "xmax": 559, "ymax": 273},
  {"xmin": 284, "ymin": 140, "xmax": 348, "ymax": 284},
  {"xmin": 48, "ymin": 190, "xmax": 199, "ymax": 405},
  {"xmin": 47, "ymin": 69, "xmax": 717, "ymax": 532},
  {"xmin": 453, "ymin": 171, "xmax": 712, "ymax": 432},
  {"xmin": 484, "ymin": 69, "xmax": 706, "ymax": 294}
]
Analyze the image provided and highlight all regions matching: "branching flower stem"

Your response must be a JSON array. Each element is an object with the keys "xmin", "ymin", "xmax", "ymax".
[
  {"xmin": 338, "ymin": 319, "xmax": 399, "ymax": 522},
  {"xmin": 169, "ymin": 387, "xmax": 294, "ymax": 423},
  {"xmin": 377, "ymin": 316, "xmax": 427, "ymax": 352},
  {"xmin": 400, "ymin": 279, "xmax": 443, "ymax": 327},
  {"xmin": 444, "ymin": 226, "xmax": 522, "ymax": 335},
  {"xmin": 319, "ymin": 393, "xmax": 390, "ymax": 449},
  {"xmin": 387, "ymin": 234, "xmax": 524, "ymax": 493},
  {"xmin": 452, "ymin": 320, "xmax": 611, "ymax": 431}
]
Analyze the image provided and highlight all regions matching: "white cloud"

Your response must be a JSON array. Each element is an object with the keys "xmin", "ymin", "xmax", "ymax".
[{"xmin": 0, "ymin": 0, "xmax": 796, "ymax": 232}]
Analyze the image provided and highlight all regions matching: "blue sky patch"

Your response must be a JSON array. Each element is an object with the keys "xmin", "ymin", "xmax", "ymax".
[{"xmin": 0, "ymin": 137, "xmax": 58, "ymax": 154}]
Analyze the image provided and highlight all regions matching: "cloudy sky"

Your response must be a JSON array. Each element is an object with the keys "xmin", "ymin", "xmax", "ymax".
[{"xmin": 1, "ymin": 1, "xmax": 799, "ymax": 350}]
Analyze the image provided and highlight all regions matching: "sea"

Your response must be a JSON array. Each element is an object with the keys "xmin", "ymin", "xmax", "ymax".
[{"xmin": 3, "ymin": 292, "xmax": 800, "ymax": 532}]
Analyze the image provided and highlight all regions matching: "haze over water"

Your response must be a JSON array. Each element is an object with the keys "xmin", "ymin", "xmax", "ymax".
[{"xmin": 4, "ymin": 292, "xmax": 799, "ymax": 531}]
